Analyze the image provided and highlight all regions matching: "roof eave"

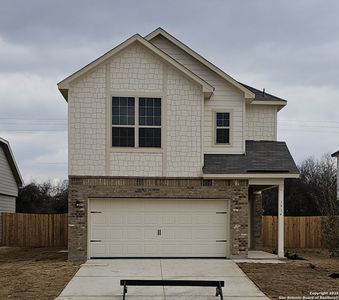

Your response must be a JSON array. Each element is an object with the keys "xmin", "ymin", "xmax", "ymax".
[
  {"xmin": 250, "ymin": 100, "xmax": 287, "ymax": 111},
  {"xmin": 202, "ymin": 173, "xmax": 300, "ymax": 179},
  {"xmin": 0, "ymin": 138, "xmax": 23, "ymax": 187},
  {"xmin": 331, "ymin": 150, "xmax": 339, "ymax": 157}
]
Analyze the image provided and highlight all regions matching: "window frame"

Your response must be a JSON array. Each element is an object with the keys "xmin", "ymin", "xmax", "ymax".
[
  {"xmin": 213, "ymin": 110, "xmax": 232, "ymax": 146},
  {"xmin": 110, "ymin": 95, "xmax": 163, "ymax": 151}
]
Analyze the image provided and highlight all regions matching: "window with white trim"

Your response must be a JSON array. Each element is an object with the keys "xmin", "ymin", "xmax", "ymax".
[
  {"xmin": 215, "ymin": 112, "xmax": 230, "ymax": 144},
  {"xmin": 112, "ymin": 96, "xmax": 161, "ymax": 148}
]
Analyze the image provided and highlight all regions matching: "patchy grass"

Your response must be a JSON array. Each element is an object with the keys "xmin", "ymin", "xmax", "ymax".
[
  {"xmin": 238, "ymin": 249, "xmax": 339, "ymax": 299},
  {"xmin": 0, "ymin": 247, "xmax": 80, "ymax": 300}
]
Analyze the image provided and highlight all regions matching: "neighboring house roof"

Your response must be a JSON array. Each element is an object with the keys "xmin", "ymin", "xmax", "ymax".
[
  {"xmin": 0, "ymin": 138, "xmax": 23, "ymax": 187},
  {"xmin": 145, "ymin": 27, "xmax": 255, "ymax": 99},
  {"xmin": 58, "ymin": 34, "xmax": 214, "ymax": 101},
  {"xmin": 203, "ymin": 141, "xmax": 299, "ymax": 175},
  {"xmin": 331, "ymin": 150, "xmax": 339, "ymax": 157}
]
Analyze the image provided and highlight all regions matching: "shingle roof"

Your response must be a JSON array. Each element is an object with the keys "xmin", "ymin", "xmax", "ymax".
[
  {"xmin": 203, "ymin": 140, "xmax": 299, "ymax": 174},
  {"xmin": 238, "ymin": 83, "xmax": 287, "ymax": 102},
  {"xmin": 331, "ymin": 150, "xmax": 339, "ymax": 157}
]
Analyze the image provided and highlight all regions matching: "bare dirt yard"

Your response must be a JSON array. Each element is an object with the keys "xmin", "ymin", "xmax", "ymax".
[
  {"xmin": 238, "ymin": 249, "xmax": 339, "ymax": 300},
  {"xmin": 0, "ymin": 247, "xmax": 80, "ymax": 300}
]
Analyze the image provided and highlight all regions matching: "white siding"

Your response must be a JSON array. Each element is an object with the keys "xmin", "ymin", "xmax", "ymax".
[
  {"xmin": 110, "ymin": 44, "xmax": 163, "ymax": 92},
  {"xmin": 0, "ymin": 146, "xmax": 18, "ymax": 197},
  {"xmin": 166, "ymin": 67, "xmax": 202, "ymax": 176},
  {"xmin": 150, "ymin": 35, "xmax": 245, "ymax": 154},
  {"xmin": 69, "ymin": 65, "xmax": 107, "ymax": 176},
  {"xmin": 110, "ymin": 153, "xmax": 163, "ymax": 177},
  {"xmin": 0, "ymin": 194, "xmax": 15, "ymax": 212},
  {"xmin": 245, "ymin": 104, "xmax": 277, "ymax": 141},
  {"xmin": 69, "ymin": 42, "xmax": 203, "ymax": 177}
]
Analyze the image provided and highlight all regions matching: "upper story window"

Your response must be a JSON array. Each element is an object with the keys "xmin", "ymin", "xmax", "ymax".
[
  {"xmin": 112, "ymin": 96, "xmax": 161, "ymax": 148},
  {"xmin": 215, "ymin": 112, "xmax": 230, "ymax": 144}
]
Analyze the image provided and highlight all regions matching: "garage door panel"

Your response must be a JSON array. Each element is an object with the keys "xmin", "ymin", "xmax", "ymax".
[
  {"xmin": 89, "ymin": 199, "xmax": 229, "ymax": 258},
  {"xmin": 162, "ymin": 227, "xmax": 192, "ymax": 240},
  {"xmin": 126, "ymin": 215, "xmax": 143, "ymax": 225},
  {"xmin": 91, "ymin": 228, "xmax": 107, "ymax": 240},
  {"xmin": 144, "ymin": 214, "xmax": 161, "ymax": 225},
  {"xmin": 192, "ymin": 227, "xmax": 226, "ymax": 240},
  {"xmin": 108, "ymin": 214, "xmax": 124, "ymax": 224},
  {"xmin": 91, "ymin": 213, "xmax": 106, "ymax": 225},
  {"xmin": 144, "ymin": 228, "xmax": 158, "ymax": 239},
  {"xmin": 90, "ymin": 243, "xmax": 107, "ymax": 256}
]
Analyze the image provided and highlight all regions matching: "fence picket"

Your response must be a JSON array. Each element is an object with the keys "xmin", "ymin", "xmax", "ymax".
[{"xmin": 0, "ymin": 213, "xmax": 68, "ymax": 248}]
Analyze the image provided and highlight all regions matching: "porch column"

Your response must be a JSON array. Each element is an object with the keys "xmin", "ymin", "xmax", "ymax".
[{"xmin": 277, "ymin": 183, "xmax": 284, "ymax": 258}]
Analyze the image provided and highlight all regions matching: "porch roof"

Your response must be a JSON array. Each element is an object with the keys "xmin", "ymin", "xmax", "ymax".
[{"xmin": 203, "ymin": 140, "xmax": 299, "ymax": 175}]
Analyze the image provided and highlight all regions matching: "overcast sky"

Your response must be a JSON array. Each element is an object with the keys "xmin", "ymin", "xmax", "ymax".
[{"xmin": 0, "ymin": 0, "xmax": 338, "ymax": 182}]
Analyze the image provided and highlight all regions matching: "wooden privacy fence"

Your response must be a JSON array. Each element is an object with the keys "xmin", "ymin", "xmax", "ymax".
[
  {"xmin": 262, "ymin": 216, "xmax": 326, "ymax": 249},
  {"xmin": 0, "ymin": 213, "xmax": 68, "ymax": 247}
]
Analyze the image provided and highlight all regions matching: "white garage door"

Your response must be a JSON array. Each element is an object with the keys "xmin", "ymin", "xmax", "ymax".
[{"xmin": 89, "ymin": 198, "xmax": 229, "ymax": 258}]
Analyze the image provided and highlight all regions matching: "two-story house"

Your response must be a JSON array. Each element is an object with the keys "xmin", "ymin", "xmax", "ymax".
[{"xmin": 58, "ymin": 28, "xmax": 299, "ymax": 261}]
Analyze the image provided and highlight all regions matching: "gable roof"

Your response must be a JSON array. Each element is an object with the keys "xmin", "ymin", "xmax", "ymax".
[
  {"xmin": 203, "ymin": 140, "xmax": 299, "ymax": 176},
  {"xmin": 145, "ymin": 27, "xmax": 255, "ymax": 99},
  {"xmin": 146, "ymin": 28, "xmax": 287, "ymax": 106},
  {"xmin": 331, "ymin": 150, "xmax": 339, "ymax": 157},
  {"xmin": 0, "ymin": 137, "xmax": 23, "ymax": 187},
  {"xmin": 58, "ymin": 34, "xmax": 214, "ymax": 101}
]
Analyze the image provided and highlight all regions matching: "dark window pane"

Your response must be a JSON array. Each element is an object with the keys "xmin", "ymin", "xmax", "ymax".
[
  {"xmin": 112, "ymin": 97, "xmax": 135, "ymax": 125},
  {"xmin": 128, "ymin": 116, "xmax": 134, "ymax": 125},
  {"xmin": 154, "ymin": 117, "xmax": 161, "ymax": 126},
  {"xmin": 139, "ymin": 117, "xmax": 146, "ymax": 126},
  {"xmin": 112, "ymin": 106, "xmax": 119, "ymax": 115},
  {"xmin": 112, "ymin": 127, "xmax": 134, "ymax": 147},
  {"xmin": 139, "ymin": 97, "xmax": 161, "ymax": 126},
  {"xmin": 121, "ymin": 115, "xmax": 129, "ymax": 125},
  {"xmin": 139, "ymin": 128, "xmax": 161, "ymax": 148},
  {"xmin": 119, "ymin": 97, "xmax": 127, "ymax": 106},
  {"xmin": 112, "ymin": 97, "xmax": 120, "ymax": 106},
  {"xmin": 112, "ymin": 116, "xmax": 119, "ymax": 125},
  {"xmin": 120, "ymin": 106, "xmax": 127, "ymax": 115},
  {"xmin": 154, "ymin": 98, "xmax": 161, "ymax": 107},
  {"xmin": 139, "ymin": 98, "xmax": 145, "ymax": 106},
  {"xmin": 216, "ymin": 112, "xmax": 230, "ymax": 127},
  {"xmin": 128, "ymin": 97, "xmax": 134, "ymax": 106},
  {"xmin": 216, "ymin": 128, "xmax": 229, "ymax": 144},
  {"xmin": 154, "ymin": 108, "xmax": 161, "ymax": 117}
]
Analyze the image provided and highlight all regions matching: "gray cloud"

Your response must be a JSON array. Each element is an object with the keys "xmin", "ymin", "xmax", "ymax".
[{"xmin": 0, "ymin": 0, "xmax": 338, "ymax": 181}]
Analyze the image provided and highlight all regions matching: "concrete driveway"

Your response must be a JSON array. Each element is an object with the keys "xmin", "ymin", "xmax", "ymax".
[{"xmin": 56, "ymin": 259, "xmax": 269, "ymax": 300}]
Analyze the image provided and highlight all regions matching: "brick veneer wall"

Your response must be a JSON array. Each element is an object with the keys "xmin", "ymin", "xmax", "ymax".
[{"xmin": 68, "ymin": 176, "xmax": 249, "ymax": 261}]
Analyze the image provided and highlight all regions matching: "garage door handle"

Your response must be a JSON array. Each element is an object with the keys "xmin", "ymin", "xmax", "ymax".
[
  {"xmin": 216, "ymin": 240, "xmax": 227, "ymax": 242},
  {"xmin": 90, "ymin": 240, "xmax": 102, "ymax": 242},
  {"xmin": 216, "ymin": 212, "xmax": 227, "ymax": 214},
  {"xmin": 157, "ymin": 229, "xmax": 161, "ymax": 236},
  {"xmin": 91, "ymin": 211, "xmax": 102, "ymax": 214}
]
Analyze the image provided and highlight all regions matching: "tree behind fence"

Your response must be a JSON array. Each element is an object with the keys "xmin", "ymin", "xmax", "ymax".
[
  {"xmin": 262, "ymin": 216, "xmax": 326, "ymax": 248},
  {"xmin": 0, "ymin": 213, "xmax": 68, "ymax": 247}
]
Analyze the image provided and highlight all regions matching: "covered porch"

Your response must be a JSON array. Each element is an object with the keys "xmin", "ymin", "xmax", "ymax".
[
  {"xmin": 203, "ymin": 140, "xmax": 300, "ymax": 259},
  {"xmin": 248, "ymin": 178, "xmax": 286, "ymax": 258}
]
